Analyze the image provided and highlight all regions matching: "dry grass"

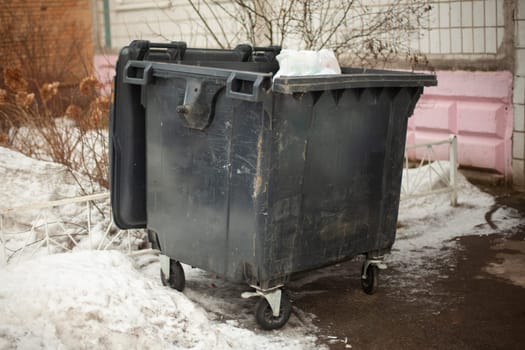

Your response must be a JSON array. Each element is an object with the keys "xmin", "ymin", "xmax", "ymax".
[
  {"xmin": 0, "ymin": 1, "xmax": 106, "ymax": 192},
  {"xmin": 0, "ymin": 67, "xmax": 109, "ymax": 191}
]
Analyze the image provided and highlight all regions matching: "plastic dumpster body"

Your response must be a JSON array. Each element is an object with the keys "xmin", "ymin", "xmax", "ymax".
[
  {"xmin": 110, "ymin": 41, "xmax": 279, "ymax": 229},
  {"xmin": 110, "ymin": 41, "xmax": 436, "ymax": 329}
]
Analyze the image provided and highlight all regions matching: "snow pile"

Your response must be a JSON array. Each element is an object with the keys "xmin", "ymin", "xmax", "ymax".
[
  {"xmin": 390, "ymin": 161, "xmax": 523, "ymax": 278},
  {"xmin": 0, "ymin": 251, "xmax": 321, "ymax": 350},
  {"xmin": 9, "ymin": 118, "xmax": 108, "ymax": 180},
  {"xmin": 0, "ymin": 146, "xmax": 97, "ymax": 209},
  {"xmin": 0, "ymin": 146, "xmax": 132, "ymax": 262},
  {"xmin": 401, "ymin": 160, "xmax": 455, "ymax": 195},
  {"xmin": 0, "ymin": 146, "xmax": 101, "ymax": 238},
  {"xmin": 0, "ymin": 146, "xmax": 523, "ymax": 349},
  {"xmin": 0, "ymin": 146, "xmax": 322, "ymax": 349}
]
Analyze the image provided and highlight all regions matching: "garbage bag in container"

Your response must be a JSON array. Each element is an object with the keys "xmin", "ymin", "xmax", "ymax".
[{"xmin": 110, "ymin": 41, "xmax": 437, "ymax": 330}]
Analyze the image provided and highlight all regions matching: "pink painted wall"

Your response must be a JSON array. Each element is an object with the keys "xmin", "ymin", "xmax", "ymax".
[
  {"xmin": 409, "ymin": 71, "xmax": 514, "ymax": 176},
  {"xmin": 95, "ymin": 55, "xmax": 515, "ymax": 176},
  {"xmin": 94, "ymin": 54, "xmax": 118, "ymax": 95}
]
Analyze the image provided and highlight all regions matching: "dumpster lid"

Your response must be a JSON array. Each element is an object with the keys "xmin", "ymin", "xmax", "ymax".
[
  {"xmin": 127, "ymin": 61, "xmax": 274, "ymax": 80},
  {"xmin": 272, "ymin": 70, "xmax": 437, "ymax": 94}
]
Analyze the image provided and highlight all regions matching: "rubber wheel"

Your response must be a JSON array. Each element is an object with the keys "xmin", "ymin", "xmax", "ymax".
[
  {"xmin": 255, "ymin": 293, "xmax": 292, "ymax": 330},
  {"xmin": 160, "ymin": 259, "xmax": 186, "ymax": 292},
  {"xmin": 361, "ymin": 263, "xmax": 378, "ymax": 295}
]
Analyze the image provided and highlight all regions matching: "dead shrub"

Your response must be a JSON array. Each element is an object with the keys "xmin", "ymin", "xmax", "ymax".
[
  {"xmin": 0, "ymin": 89, "xmax": 7, "ymax": 104},
  {"xmin": 40, "ymin": 82, "xmax": 60, "ymax": 102},
  {"xmin": 65, "ymin": 104, "xmax": 82, "ymax": 120},
  {"xmin": 3, "ymin": 67, "xmax": 28, "ymax": 92},
  {"xmin": 0, "ymin": 70, "xmax": 110, "ymax": 191},
  {"xmin": 15, "ymin": 92, "xmax": 35, "ymax": 108},
  {"xmin": 80, "ymin": 76, "xmax": 102, "ymax": 97},
  {"xmin": 0, "ymin": 0, "xmax": 108, "ymax": 192}
]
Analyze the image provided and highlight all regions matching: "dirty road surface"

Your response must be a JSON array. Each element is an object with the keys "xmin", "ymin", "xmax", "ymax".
[{"xmin": 292, "ymin": 187, "xmax": 525, "ymax": 349}]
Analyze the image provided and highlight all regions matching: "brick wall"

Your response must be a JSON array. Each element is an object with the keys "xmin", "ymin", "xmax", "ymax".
[{"xmin": 0, "ymin": 0, "xmax": 94, "ymax": 85}]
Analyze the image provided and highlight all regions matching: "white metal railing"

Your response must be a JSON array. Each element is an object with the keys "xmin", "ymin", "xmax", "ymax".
[
  {"xmin": 401, "ymin": 134, "xmax": 458, "ymax": 206},
  {"xmin": 0, "ymin": 192, "xmax": 140, "ymax": 266}
]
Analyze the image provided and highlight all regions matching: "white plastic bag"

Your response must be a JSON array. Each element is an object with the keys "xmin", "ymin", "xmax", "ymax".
[{"xmin": 274, "ymin": 49, "xmax": 341, "ymax": 80}]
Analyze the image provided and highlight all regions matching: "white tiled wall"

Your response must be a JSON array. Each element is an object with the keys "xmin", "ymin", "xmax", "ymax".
[
  {"xmin": 413, "ymin": 0, "xmax": 506, "ymax": 57},
  {"xmin": 95, "ymin": 0, "xmax": 525, "ymax": 188},
  {"xmin": 99, "ymin": 0, "xmax": 509, "ymax": 59},
  {"xmin": 97, "ymin": 0, "xmax": 243, "ymax": 49},
  {"xmin": 515, "ymin": 76, "xmax": 525, "ymax": 104},
  {"xmin": 514, "ymin": 3, "xmax": 525, "ymax": 189},
  {"xmin": 515, "ymin": 104, "xmax": 525, "ymax": 132}
]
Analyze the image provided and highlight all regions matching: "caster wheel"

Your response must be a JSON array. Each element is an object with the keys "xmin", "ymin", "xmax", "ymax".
[
  {"xmin": 255, "ymin": 293, "xmax": 292, "ymax": 330},
  {"xmin": 161, "ymin": 259, "xmax": 185, "ymax": 292},
  {"xmin": 361, "ymin": 263, "xmax": 378, "ymax": 295}
]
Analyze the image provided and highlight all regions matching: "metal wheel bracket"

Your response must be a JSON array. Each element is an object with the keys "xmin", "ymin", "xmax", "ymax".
[
  {"xmin": 160, "ymin": 254, "xmax": 170, "ymax": 279},
  {"xmin": 362, "ymin": 259, "xmax": 387, "ymax": 279},
  {"xmin": 241, "ymin": 284, "xmax": 284, "ymax": 317}
]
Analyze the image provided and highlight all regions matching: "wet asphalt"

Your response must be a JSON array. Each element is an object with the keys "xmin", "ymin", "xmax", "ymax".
[{"xmin": 291, "ymin": 185, "xmax": 525, "ymax": 349}]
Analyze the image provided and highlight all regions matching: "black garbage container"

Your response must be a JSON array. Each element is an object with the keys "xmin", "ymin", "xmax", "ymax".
[{"xmin": 110, "ymin": 41, "xmax": 437, "ymax": 329}]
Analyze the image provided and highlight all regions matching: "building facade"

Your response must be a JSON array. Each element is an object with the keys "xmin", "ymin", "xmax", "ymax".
[
  {"xmin": 0, "ymin": 0, "xmax": 94, "ymax": 85},
  {"xmin": 93, "ymin": 0, "xmax": 525, "ymax": 189}
]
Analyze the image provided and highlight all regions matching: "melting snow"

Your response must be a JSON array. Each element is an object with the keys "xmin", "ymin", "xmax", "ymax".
[
  {"xmin": 0, "ymin": 149, "xmax": 523, "ymax": 349},
  {"xmin": 0, "ymin": 146, "xmax": 322, "ymax": 349},
  {"xmin": 393, "ymin": 162, "xmax": 522, "ymax": 269},
  {"xmin": 0, "ymin": 250, "xmax": 319, "ymax": 349}
]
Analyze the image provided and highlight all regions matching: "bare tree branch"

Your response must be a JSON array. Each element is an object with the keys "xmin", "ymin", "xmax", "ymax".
[
  {"xmin": 187, "ymin": 0, "xmax": 227, "ymax": 48},
  {"xmin": 167, "ymin": 0, "xmax": 432, "ymax": 67}
]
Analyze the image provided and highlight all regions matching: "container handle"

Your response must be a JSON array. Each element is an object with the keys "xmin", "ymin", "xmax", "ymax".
[
  {"xmin": 226, "ymin": 72, "xmax": 265, "ymax": 102},
  {"xmin": 123, "ymin": 61, "xmax": 153, "ymax": 85}
]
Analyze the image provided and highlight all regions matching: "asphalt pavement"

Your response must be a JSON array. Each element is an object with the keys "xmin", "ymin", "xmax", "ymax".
[{"xmin": 291, "ymin": 184, "xmax": 525, "ymax": 350}]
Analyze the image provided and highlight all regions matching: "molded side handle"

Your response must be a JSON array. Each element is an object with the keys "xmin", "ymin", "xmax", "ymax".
[
  {"xmin": 123, "ymin": 61, "xmax": 153, "ymax": 85},
  {"xmin": 226, "ymin": 72, "xmax": 266, "ymax": 102}
]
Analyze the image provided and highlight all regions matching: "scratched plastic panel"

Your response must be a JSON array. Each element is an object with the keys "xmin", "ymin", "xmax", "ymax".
[
  {"xmin": 147, "ymin": 80, "xmax": 236, "ymax": 277},
  {"xmin": 138, "ymin": 67, "xmax": 430, "ymax": 286},
  {"xmin": 260, "ymin": 87, "xmax": 419, "ymax": 283}
]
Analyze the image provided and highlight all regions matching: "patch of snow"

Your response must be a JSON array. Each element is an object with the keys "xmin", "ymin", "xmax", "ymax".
[
  {"xmin": 0, "ymin": 146, "xmax": 100, "ymax": 256},
  {"xmin": 0, "ymin": 146, "xmax": 96, "ymax": 208},
  {"xmin": 9, "ymin": 118, "xmax": 108, "ymax": 186},
  {"xmin": 1, "ymin": 147, "xmax": 523, "ymax": 349},
  {"xmin": 389, "ymin": 161, "xmax": 523, "ymax": 285},
  {"xmin": 0, "ymin": 146, "xmax": 143, "ymax": 263},
  {"xmin": 0, "ymin": 147, "xmax": 323, "ymax": 349},
  {"xmin": 0, "ymin": 251, "xmax": 321, "ymax": 350}
]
